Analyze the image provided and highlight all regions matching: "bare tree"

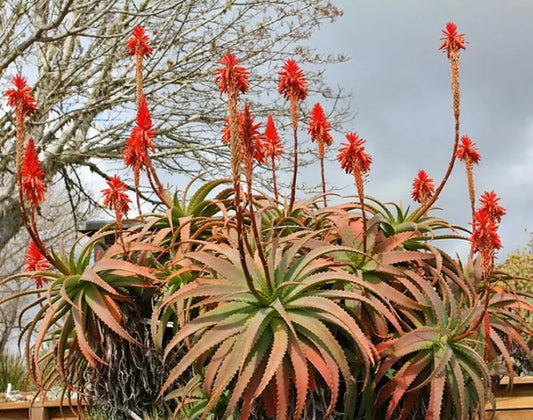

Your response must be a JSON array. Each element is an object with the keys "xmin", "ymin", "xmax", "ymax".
[
  {"xmin": 0, "ymin": 0, "xmax": 348, "ymax": 254},
  {"xmin": 0, "ymin": 187, "xmax": 92, "ymax": 355}
]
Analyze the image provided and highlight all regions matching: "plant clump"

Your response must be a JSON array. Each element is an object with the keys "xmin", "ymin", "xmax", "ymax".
[{"xmin": 1, "ymin": 22, "xmax": 532, "ymax": 420}]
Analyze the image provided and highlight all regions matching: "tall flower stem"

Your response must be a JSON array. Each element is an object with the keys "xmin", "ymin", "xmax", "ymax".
[
  {"xmin": 278, "ymin": 59, "xmax": 307, "ymax": 213},
  {"xmin": 135, "ymin": 54, "xmax": 144, "ymax": 107},
  {"xmin": 308, "ymin": 103, "xmax": 332, "ymax": 207},
  {"xmin": 288, "ymin": 96, "xmax": 299, "ymax": 213},
  {"xmin": 214, "ymin": 52, "xmax": 266, "ymax": 303},
  {"xmin": 337, "ymin": 132, "xmax": 372, "ymax": 256},
  {"xmin": 241, "ymin": 104, "xmax": 273, "ymax": 292},
  {"xmin": 246, "ymin": 177, "xmax": 272, "ymax": 293},
  {"xmin": 413, "ymin": 52, "xmax": 462, "ymax": 220},
  {"xmin": 320, "ymin": 156, "xmax": 327, "ymax": 207},
  {"xmin": 15, "ymin": 105, "xmax": 25, "ymax": 172},
  {"xmin": 228, "ymin": 95, "xmax": 264, "ymax": 302},
  {"xmin": 271, "ymin": 156, "xmax": 279, "ymax": 201},
  {"xmin": 456, "ymin": 135, "xmax": 481, "ymax": 228},
  {"xmin": 264, "ymin": 114, "xmax": 283, "ymax": 203},
  {"xmin": 466, "ymin": 162, "xmax": 476, "ymax": 221},
  {"xmin": 354, "ymin": 171, "xmax": 367, "ymax": 254},
  {"xmin": 146, "ymin": 167, "xmax": 169, "ymax": 208}
]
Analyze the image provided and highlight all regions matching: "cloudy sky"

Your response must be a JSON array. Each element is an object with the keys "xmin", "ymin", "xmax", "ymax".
[{"xmin": 305, "ymin": 0, "xmax": 533, "ymax": 259}]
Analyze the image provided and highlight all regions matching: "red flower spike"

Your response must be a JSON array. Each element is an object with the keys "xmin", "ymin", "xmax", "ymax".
[
  {"xmin": 135, "ymin": 94, "xmax": 154, "ymax": 131},
  {"xmin": 456, "ymin": 135, "xmax": 481, "ymax": 164},
  {"xmin": 102, "ymin": 175, "xmax": 131, "ymax": 216},
  {"xmin": 127, "ymin": 26, "xmax": 153, "ymax": 58},
  {"xmin": 5, "ymin": 75, "xmax": 37, "ymax": 116},
  {"xmin": 278, "ymin": 59, "xmax": 307, "ymax": 101},
  {"xmin": 214, "ymin": 52, "xmax": 249, "ymax": 95},
  {"xmin": 241, "ymin": 103, "xmax": 265, "ymax": 165},
  {"xmin": 25, "ymin": 241, "xmax": 50, "ymax": 288},
  {"xmin": 263, "ymin": 115, "xmax": 283, "ymax": 161},
  {"xmin": 411, "ymin": 170, "xmax": 435, "ymax": 204},
  {"xmin": 21, "ymin": 138, "xmax": 46, "ymax": 207},
  {"xmin": 337, "ymin": 132, "xmax": 372, "ymax": 175},
  {"xmin": 221, "ymin": 114, "xmax": 240, "ymax": 144},
  {"xmin": 479, "ymin": 191, "xmax": 506, "ymax": 223},
  {"xmin": 439, "ymin": 22, "xmax": 466, "ymax": 58},
  {"xmin": 471, "ymin": 208, "xmax": 502, "ymax": 254},
  {"xmin": 308, "ymin": 103, "xmax": 333, "ymax": 152},
  {"xmin": 123, "ymin": 95, "xmax": 156, "ymax": 175},
  {"xmin": 222, "ymin": 109, "xmax": 264, "ymax": 164}
]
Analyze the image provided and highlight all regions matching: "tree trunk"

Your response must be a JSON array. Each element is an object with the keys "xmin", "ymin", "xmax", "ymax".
[{"xmin": 0, "ymin": 196, "xmax": 23, "ymax": 254}]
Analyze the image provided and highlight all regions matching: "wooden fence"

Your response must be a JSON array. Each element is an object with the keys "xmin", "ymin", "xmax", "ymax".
[{"xmin": 0, "ymin": 377, "xmax": 532, "ymax": 420}]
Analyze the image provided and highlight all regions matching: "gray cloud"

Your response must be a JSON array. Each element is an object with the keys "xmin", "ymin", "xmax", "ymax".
[{"xmin": 305, "ymin": 0, "xmax": 533, "ymax": 258}]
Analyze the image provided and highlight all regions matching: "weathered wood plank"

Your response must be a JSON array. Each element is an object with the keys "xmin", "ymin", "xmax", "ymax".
[{"xmin": 486, "ymin": 409, "xmax": 533, "ymax": 420}]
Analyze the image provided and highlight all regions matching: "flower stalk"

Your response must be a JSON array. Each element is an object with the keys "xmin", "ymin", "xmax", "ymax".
[
  {"xmin": 338, "ymin": 132, "xmax": 372, "ymax": 253},
  {"xmin": 456, "ymin": 135, "xmax": 481, "ymax": 222},
  {"xmin": 414, "ymin": 22, "xmax": 466, "ymax": 220},
  {"xmin": 241, "ymin": 104, "xmax": 272, "ymax": 291},
  {"xmin": 308, "ymin": 103, "xmax": 333, "ymax": 206},
  {"xmin": 126, "ymin": 27, "xmax": 169, "ymax": 210},
  {"xmin": 5, "ymin": 76, "xmax": 67, "ymax": 274},
  {"xmin": 263, "ymin": 115, "xmax": 283, "ymax": 201},
  {"xmin": 215, "ymin": 52, "xmax": 266, "ymax": 302},
  {"xmin": 278, "ymin": 59, "xmax": 307, "ymax": 213}
]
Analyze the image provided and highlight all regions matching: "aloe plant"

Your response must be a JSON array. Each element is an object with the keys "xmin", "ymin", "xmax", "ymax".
[
  {"xmin": 0, "ymin": 230, "xmax": 158, "ymax": 396},
  {"xmin": 153, "ymin": 229, "xmax": 402, "ymax": 419}
]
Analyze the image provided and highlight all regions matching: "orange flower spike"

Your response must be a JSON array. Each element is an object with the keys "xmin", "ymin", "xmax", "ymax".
[
  {"xmin": 21, "ymin": 138, "xmax": 46, "ymax": 207},
  {"xmin": 123, "ymin": 95, "xmax": 156, "ymax": 180},
  {"xmin": 135, "ymin": 93, "xmax": 155, "ymax": 133},
  {"xmin": 102, "ymin": 175, "xmax": 131, "ymax": 227},
  {"xmin": 439, "ymin": 22, "xmax": 466, "ymax": 59},
  {"xmin": 456, "ymin": 135, "xmax": 481, "ymax": 164},
  {"xmin": 241, "ymin": 103, "xmax": 264, "ymax": 166},
  {"xmin": 221, "ymin": 114, "xmax": 239, "ymax": 144},
  {"xmin": 214, "ymin": 52, "xmax": 249, "ymax": 96},
  {"xmin": 127, "ymin": 26, "xmax": 153, "ymax": 58},
  {"xmin": 411, "ymin": 170, "xmax": 435, "ymax": 204},
  {"xmin": 214, "ymin": 53, "xmax": 249, "ymax": 205},
  {"xmin": 264, "ymin": 114, "xmax": 283, "ymax": 201},
  {"xmin": 471, "ymin": 209, "xmax": 502, "ymax": 254},
  {"xmin": 278, "ymin": 59, "xmax": 307, "ymax": 101},
  {"xmin": 337, "ymin": 132, "xmax": 372, "ymax": 175},
  {"xmin": 479, "ymin": 191, "xmax": 506, "ymax": 223},
  {"xmin": 338, "ymin": 132, "xmax": 372, "ymax": 251},
  {"xmin": 127, "ymin": 26, "xmax": 152, "ymax": 105},
  {"xmin": 308, "ymin": 103, "xmax": 333, "ymax": 158},
  {"xmin": 24, "ymin": 241, "xmax": 50, "ymax": 288},
  {"xmin": 457, "ymin": 135, "xmax": 481, "ymax": 221},
  {"xmin": 310, "ymin": 103, "xmax": 333, "ymax": 206},
  {"xmin": 264, "ymin": 115, "xmax": 283, "ymax": 161},
  {"xmin": 5, "ymin": 75, "xmax": 37, "ymax": 172},
  {"xmin": 5, "ymin": 75, "xmax": 37, "ymax": 117},
  {"xmin": 471, "ymin": 207, "xmax": 502, "ymax": 278}
]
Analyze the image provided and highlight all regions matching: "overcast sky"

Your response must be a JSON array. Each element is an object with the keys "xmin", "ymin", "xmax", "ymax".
[{"xmin": 304, "ymin": 0, "xmax": 533, "ymax": 259}]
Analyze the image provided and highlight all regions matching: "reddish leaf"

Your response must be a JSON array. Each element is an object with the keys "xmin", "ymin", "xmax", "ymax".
[{"xmin": 425, "ymin": 374, "xmax": 445, "ymax": 420}]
